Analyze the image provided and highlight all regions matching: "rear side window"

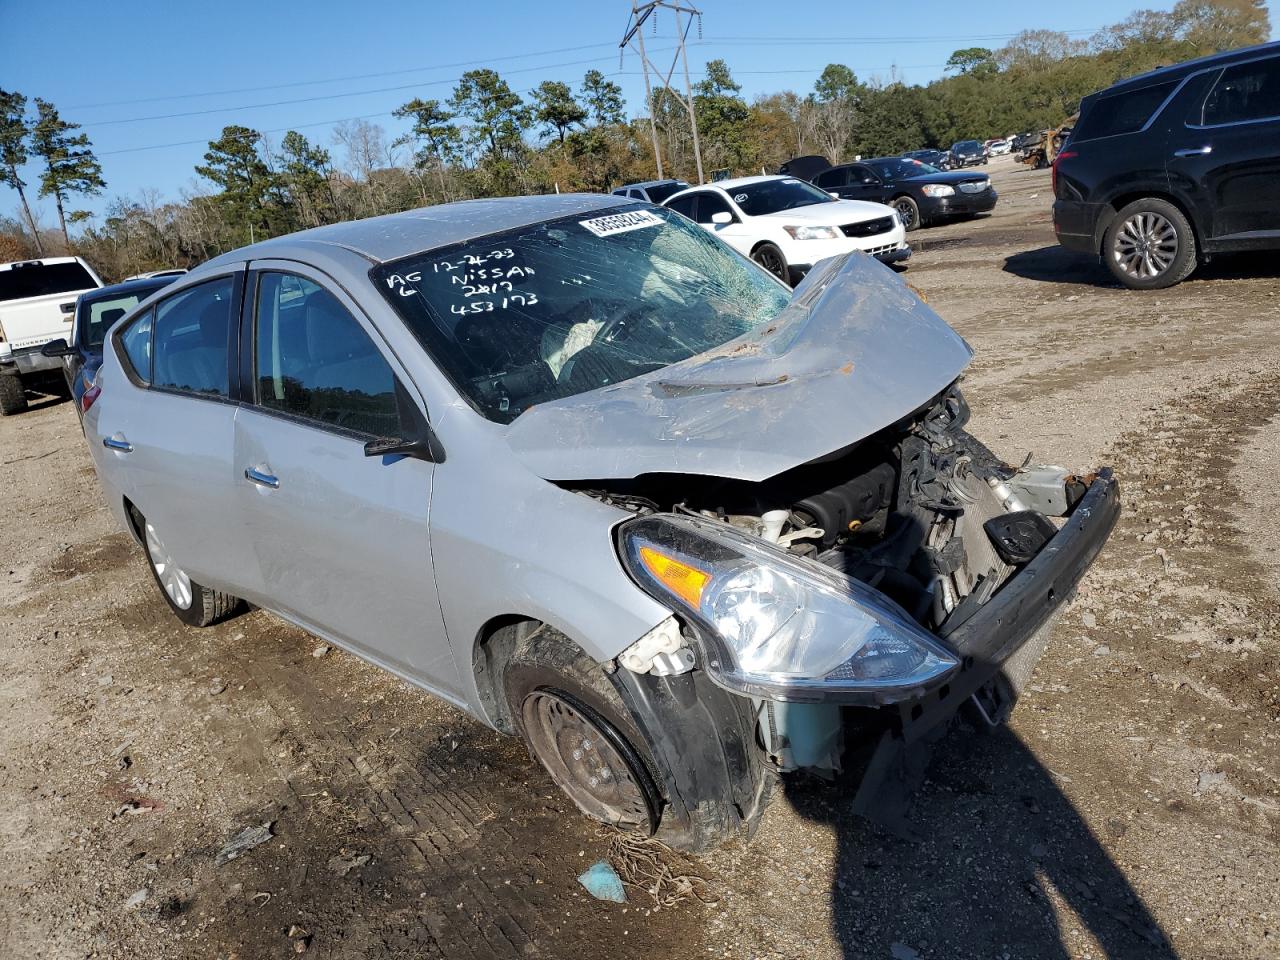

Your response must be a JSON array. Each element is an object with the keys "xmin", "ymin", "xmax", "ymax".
[
  {"xmin": 1200, "ymin": 57, "xmax": 1280, "ymax": 125},
  {"xmin": 0, "ymin": 260, "xmax": 96, "ymax": 301},
  {"xmin": 253, "ymin": 272, "xmax": 400, "ymax": 437},
  {"xmin": 118, "ymin": 308, "xmax": 154, "ymax": 383},
  {"xmin": 1073, "ymin": 81, "xmax": 1178, "ymax": 141},
  {"xmin": 152, "ymin": 278, "xmax": 234, "ymax": 397}
]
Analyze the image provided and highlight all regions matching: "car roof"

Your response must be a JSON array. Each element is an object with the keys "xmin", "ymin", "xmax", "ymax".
[
  {"xmin": 203, "ymin": 194, "xmax": 636, "ymax": 267},
  {"xmin": 1102, "ymin": 40, "xmax": 1280, "ymax": 96}
]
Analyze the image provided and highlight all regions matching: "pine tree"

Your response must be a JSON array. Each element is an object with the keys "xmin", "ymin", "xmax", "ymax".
[
  {"xmin": 0, "ymin": 90, "xmax": 42, "ymax": 255},
  {"xmin": 30, "ymin": 99, "xmax": 106, "ymax": 248},
  {"xmin": 195, "ymin": 126, "xmax": 277, "ymax": 244}
]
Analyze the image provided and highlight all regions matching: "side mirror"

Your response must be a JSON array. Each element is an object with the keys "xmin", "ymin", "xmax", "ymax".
[
  {"xmin": 363, "ymin": 378, "xmax": 445, "ymax": 463},
  {"xmin": 827, "ymin": 191, "xmax": 840, "ymax": 199},
  {"xmin": 710, "ymin": 211, "xmax": 733, "ymax": 225},
  {"xmin": 40, "ymin": 338, "xmax": 74, "ymax": 358}
]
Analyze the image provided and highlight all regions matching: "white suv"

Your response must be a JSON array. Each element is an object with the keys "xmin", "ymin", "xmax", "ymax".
[
  {"xmin": 663, "ymin": 175, "xmax": 909, "ymax": 284},
  {"xmin": 0, "ymin": 256, "xmax": 103, "ymax": 414}
]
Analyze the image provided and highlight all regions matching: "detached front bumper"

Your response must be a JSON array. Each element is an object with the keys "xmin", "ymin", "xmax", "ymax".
[{"xmin": 898, "ymin": 467, "xmax": 1120, "ymax": 740}]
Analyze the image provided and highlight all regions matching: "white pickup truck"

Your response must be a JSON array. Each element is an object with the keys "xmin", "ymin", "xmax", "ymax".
[{"xmin": 0, "ymin": 257, "xmax": 104, "ymax": 415}]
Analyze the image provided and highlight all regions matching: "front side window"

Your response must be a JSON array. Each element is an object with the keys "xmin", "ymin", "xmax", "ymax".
[
  {"xmin": 118, "ymin": 308, "xmax": 154, "ymax": 383},
  {"xmin": 869, "ymin": 158, "xmax": 939, "ymax": 180},
  {"xmin": 372, "ymin": 205, "xmax": 791, "ymax": 423},
  {"xmin": 695, "ymin": 192, "xmax": 734, "ymax": 224},
  {"xmin": 665, "ymin": 193, "xmax": 697, "ymax": 219},
  {"xmin": 152, "ymin": 278, "xmax": 234, "ymax": 397},
  {"xmin": 1200, "ymin": 58, "xmax": 1280, "ymax": 125},
  {"xmin": 254, "ymin": 272, "xmax": 400, "ymax": 438},
  {"xmin": 727, "ymin": 178, "xmax": 834, "ymax": 216}
]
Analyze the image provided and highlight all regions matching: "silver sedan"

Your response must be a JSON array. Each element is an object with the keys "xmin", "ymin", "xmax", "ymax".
[{"xmin": 85, "ymin": 195, "xmax": 1119, "ymax": 850}]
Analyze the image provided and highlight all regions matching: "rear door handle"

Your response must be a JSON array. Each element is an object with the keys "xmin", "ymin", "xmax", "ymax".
[
  {"xmin": 102, "ymin": 436, "xmax": 133, "ymax": 453},
  {"xmin": 244, "ymin": 467, "xmax": 280, "ymax": 489},
  {"xmin": 1173, "ymin": 146, "xmax": 1212, "ymax": 157}
]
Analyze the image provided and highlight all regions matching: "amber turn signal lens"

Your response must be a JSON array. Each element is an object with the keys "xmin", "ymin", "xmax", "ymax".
[{"xmin": 637, "ymin": 545, "xmax": 711, "ymax": 608}]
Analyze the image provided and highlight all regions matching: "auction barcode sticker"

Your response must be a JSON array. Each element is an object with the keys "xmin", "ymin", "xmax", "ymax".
[{"xmin": 579, "ymin": 209, "xmax": 664, "ymax": 237}]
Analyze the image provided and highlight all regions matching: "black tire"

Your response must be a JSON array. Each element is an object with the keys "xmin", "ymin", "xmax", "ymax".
[
  {"xmin": 504, "ymin": 628, "xmax": 663, "ymax": 835},
  {"xmin": 1103, "ymin": 197, "xmax": 1197, "ymax": 290},
  {"xmin": 129, "ymin": 505, "xmax": 242, "ymax": 627},
  {"xmin": 893, "ymin": 194, "xmax": 922, "ymax": 232},
  {"xmin": 751, "ymin": 242, "xmax": 789, "ymax": 282},
  {"xmin": 0, "ymin": 372, "xmax": 28, "ymax": 416}
]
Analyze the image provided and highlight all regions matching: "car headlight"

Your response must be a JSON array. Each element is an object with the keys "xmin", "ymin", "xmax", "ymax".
[
  {"xmin": 618, "ymin": 514, "xmax": 959, "ymax": 703},
  {"xmin": 921, "ymin": 184, "xmax": 956, "ymax": 198},
  {"xmin": 783, "ymin": 224, "xmax": 841, "ymax": 240}
]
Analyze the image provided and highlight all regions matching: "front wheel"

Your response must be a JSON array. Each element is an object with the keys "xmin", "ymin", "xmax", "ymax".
[
  {"xmin": 1103, "ymin": 198, "xmax": 1197, "ymax": 290},
  {"xmin": 893, "ymin": 195, "xmax": 922, "ymax": 232},
  {"xmin": 505, "ymin": 630, "xmax": 661, "ymax": 834},
  {"xmin": 130, "ymin": 505, "xmax": 242, "ymax": 627},
  {"xmin": 751, "ymin": 242, "xmax": 789, "ymax": 282}
]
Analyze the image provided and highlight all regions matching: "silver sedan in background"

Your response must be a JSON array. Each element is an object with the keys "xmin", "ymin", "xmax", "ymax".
[{"xmin": 85, "ymin": 195, "xmax": 1119, "ymax": 850}]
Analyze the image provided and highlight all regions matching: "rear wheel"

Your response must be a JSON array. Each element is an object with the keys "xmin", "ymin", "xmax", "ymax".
[
  {"xmin": 0, "ymin": 372, "xmax": 27, "ymax": 416},
  {"xmin": 130, "ymin": 505, "xmax": 242, "ymax": 627},
  {"xmin": 1103, "ymin": 198, "xmax": 1197, "ymax": 290},
  {"xmin": 751, "ymin": 242, "xmax": 789, "ymax": 282},
  {"xmin": 893, "ymin": 195, "xmax": 922, "ymax": 232},
  {"xmin": 505, "ymin": 629, "xmax": 661, "ymax": 834}
]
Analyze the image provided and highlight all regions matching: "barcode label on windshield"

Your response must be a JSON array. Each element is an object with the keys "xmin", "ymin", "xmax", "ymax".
[{"xmin": 579, "ymin": 209, "xmax": 664, "ymax": 237}]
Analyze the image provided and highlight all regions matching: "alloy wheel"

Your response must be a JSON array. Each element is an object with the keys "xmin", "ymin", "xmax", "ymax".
[
  {"xmin": 894, "ymin": 199, "xmax": 917, "ymax": 229},
  {"xmin": 752, "ymin": 247, "xmax": 787, "ymax": 281},
  {"xmin": 1112, "ymin": 212, "xmax": 1179, "ymax": 280},
  {"xmin": 521, "ymin": 689, "xmax": 656, "ymax": 830},
  {"xmin": 144, "ymin": 520, "xmax": 193, "ymax": 610}
]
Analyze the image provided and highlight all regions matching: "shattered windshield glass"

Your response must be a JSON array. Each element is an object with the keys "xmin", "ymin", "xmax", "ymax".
[{"xmin": 372, "ymin": 206, "xmax": 792, "ymax": 423}]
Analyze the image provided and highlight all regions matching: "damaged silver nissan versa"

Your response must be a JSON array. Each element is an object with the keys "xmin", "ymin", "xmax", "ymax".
[{"xmin": 85, "ymin": 195, "xmax": 1119, "ymax": 851}]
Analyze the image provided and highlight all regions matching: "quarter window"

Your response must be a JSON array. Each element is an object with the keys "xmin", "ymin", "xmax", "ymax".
[
  {"xmin": 118, "ymin": 308, "xmax": 154, "ymax": 383},
  {"xmin": 253, "ymin": 272, "xmax": 400, "ymax": 437},
  {"xmin": 1201, "ymin": 58, "xmax": 1280, "ymax": 125},
  {"xmin": 152, "ymin": 278, "xmax": 234, "ymax": 397}
]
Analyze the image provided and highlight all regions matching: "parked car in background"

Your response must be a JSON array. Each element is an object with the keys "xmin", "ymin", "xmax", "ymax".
[
  {"xmin": 949, "ymin": 140, "xmax": 988, "ymax": 168},
  {"xmin": 39, "ymin": 275, "xmax": 179, "ymax": 425},
  {"xmin": 663, "ymin": 175, "xmax": 909, "ymax": 283},
  {"xmin": 813, "ymin": 157, "xmax": 998, "ymax": 232},
  {"xmin": 988, "ymin": 139, "xmax": 1012, "ymax": 156},
  {"xmin": 1054, "ymin": 40, "xmax": 1280, "ymax": 289},
  {"xmin": 902, "ymin": 148, "xmax": 952, "ymax": 170},
  {"xmin": 82, "ymin": 194, "xmax": 1118, "ymax": 851},
  {"xmin": 0, "ymin": 256, "xmax": 103, "ymax": 415},
  {"xmin": 611, "ymin": 179, "xmax": 690, "ymax": 204}
]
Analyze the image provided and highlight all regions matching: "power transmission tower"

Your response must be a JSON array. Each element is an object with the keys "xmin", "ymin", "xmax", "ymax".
[{"xmin": 620, "ymin": 0, "xmax": 704, "ymax": 184}]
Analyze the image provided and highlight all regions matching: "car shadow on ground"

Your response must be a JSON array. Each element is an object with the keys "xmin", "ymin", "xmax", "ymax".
[
  {"xmin": 1004, "ymin": 244, "xmax": 1280, "ymax": 288},
  {"xmin": 785, "ymin": 722, "xmax": 1176, "ymax": 959}
]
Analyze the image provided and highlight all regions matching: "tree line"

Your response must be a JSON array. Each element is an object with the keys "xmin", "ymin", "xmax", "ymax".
[{"xmin": 0, "ymin": 0, "xmax": 1268, "ymax": 280}]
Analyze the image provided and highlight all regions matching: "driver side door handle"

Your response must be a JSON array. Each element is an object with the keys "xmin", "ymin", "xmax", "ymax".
[
  {"xmin": 1173, "ymin": 146, "xmax": 1212, "ymax": 157},
  {"xmin": 244, "ymin": 466, "xmax": 280, "ymax": 489}
]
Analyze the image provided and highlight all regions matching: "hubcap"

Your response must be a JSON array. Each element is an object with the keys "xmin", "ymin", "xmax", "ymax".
[
  {"xmin": 1113, "ymin": 212, "xmax": 1178, "ymax": 279},
  {"xmin": 144, "ymin": 520, "xmax": 193, "ymax": 610},
  {"xmin": 521, "ymin": 690, "xmax": 655, "ymax": 830},
  {"xmin": 895, "ymin": 199, "xmax": 916, "ymax": 227}
]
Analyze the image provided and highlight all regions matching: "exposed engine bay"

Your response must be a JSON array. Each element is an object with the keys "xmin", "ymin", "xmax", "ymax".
[{"xmin": 568, "ymin": 385, "xmax": 1084, "ymax": 637}]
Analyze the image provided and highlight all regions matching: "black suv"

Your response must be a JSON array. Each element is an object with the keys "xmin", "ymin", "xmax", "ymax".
[{"xmin": 1054, "ymin": 41, "xmax": 1280, "ymax": 289}]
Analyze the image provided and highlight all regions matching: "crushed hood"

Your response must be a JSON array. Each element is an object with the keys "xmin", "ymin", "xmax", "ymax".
[{"xmin": 505, "ymin": 253, "xmax": 974, "ymax": 483}]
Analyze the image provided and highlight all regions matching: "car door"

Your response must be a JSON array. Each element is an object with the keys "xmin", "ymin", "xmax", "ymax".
[
  {"xmin": 695, "ymin": 190, "xmax": 753, "ymax": 255},
  {"xmin": 1170, "ymin": 55, "xmax": 1280, "ymax": 242},
  {"xmin": 841, "ymin": 164, "xmax": 888, "ymax": 202},
  {"xmin": 232, "ymin": 263, "xmax": 462, "ymax": 698},
  {"xmin": 93, "ymin": 272, "xmax": 253, "ymax": 596}
]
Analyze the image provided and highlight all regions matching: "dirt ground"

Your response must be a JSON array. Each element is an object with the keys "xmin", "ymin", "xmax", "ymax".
[{"xmin": 1, "ymin": 157, "xmax": 1277, "ymax": 960}]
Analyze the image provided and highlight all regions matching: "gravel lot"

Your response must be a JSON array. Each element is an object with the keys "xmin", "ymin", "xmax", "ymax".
[{"xmin": 1, "ymin": 157, "xmax": 1276, "ymax": 959}]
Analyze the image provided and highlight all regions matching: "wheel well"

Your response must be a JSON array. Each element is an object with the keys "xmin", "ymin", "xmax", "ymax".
[
  {"xmin": 1106, "ymin": 191, "xmax": 1201, "ymax": 249},
  {"xmin": 122, "ymin": 496, "xmax": 144, "ymax": 545},
  {"xmin": 749, "ymin": 239, "xmax": 779, "ymax": 255},
  {"xmin": 472, "ymin": 616, "xmax": 562, "ymax": 735}
]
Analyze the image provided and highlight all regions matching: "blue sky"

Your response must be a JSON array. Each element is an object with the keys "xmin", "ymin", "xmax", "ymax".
[{"xmin": 0, "ymin": 0, "xmax": 1259, "ymax": 226}]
